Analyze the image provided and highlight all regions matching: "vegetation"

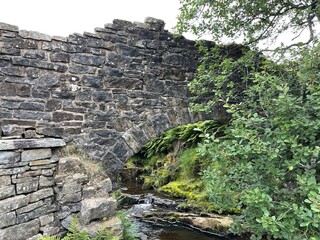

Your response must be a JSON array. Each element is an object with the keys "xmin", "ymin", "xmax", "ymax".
[
  {"xmin": 127, "ymin": 120, "xmax": 229, "ymax": 213},
  {"xmin": 175, "ymin": 0, "xmax": 320, "ymax": 239},
  {"xmin": 40, "ymin": 214, "xmax": 138, "ymax": 240},
  {"xmin": 176, "ymin": 0, "xmax": 319, "ymax": 50},
  {"xmin": 173, "ymin": 0, "xmax": 320, "ymax": 239}
]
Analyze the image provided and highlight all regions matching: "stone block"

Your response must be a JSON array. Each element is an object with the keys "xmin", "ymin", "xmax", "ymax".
[
  {"xmin": 30, "ymin": 163, "xmax": 57, "ymax": 170},
  {"xmin": 0, "ymin": 22, "xmax": 19, "ymax": 32},
  {"xmin": 42, "ymin": 169, "xmax": 54, "ymax": 176},
  {"xmin": 23, "ymin": 50, "xmax": 46, "ymax": 60},
  {"xmin": 17, "ymin": 169, "xmax": 42, "ymax": 178},
  {"xmin": 0, "ymin": 166, "xmax": 30, "ymax": 175},
  {"xmin": 58, "ymin": 192, "xmax": 82, "ymax": 204},
  {"xmin": 0, "ymin": 151, "xmax": 20, "ymax": 164},
  {"xmin": 52, "ymin": 112, "xmax": 83, "ymax": 122},
  {"xmin": 82, "ymin": 186, "xmax": 96, "ymax": 199},
  {"xmin": 70, "ymin": 54, "xmax": 105, "ymax": 67},
  {"xmin": 0, "ymin": 185, "xmax": 15, "ymax": 200},
  {"xmin": 50, "ymin": 52, "xmax": 70, "ymax": 63},
  {"xmin": 29, "ymin": 188, "xmax": 54, "ymax": 203},
  {"xmin": 39, "ymin": 176, "xmax": 55, "ymax": 188},
  {"xmin": 0, "ymin": 218, "xmax": 40, "ymax": 240},
  {"xmin": 21, "ymin": 148, "xmax": 52, "ymax": 162},
  {"xmin": 0, "ymin": 176, "xmax": 11, "ymax": 186},
  {"xmin": 30, "ymin": 159, "xmax": 52, "ymax": 166},
  {"xmin": 39, "ymin": 213, "xmax": 54, "ymax": 226},
  {"xmin": 79, "ymin": 197, "xmax": 117, "ymax": 225},
  {"xmin": 12, "ymin": 57, "xmax": 67, "ymax": 73},
  {"xmin": 16, "ymin": 200, "xmax": 44, "ymax": 214},
  {"xmin": 19, "ymin": 30, "xmax": 51, "ymax": 41},
  {"xmin": 0, "ymin": 212, "xmax": 16, "ymax": 228},
  {"xmin": 0, "ymin": 195, "xmax": 29, "ymax": 214},
  {"xmin": 98, "ymin": 178, "xmax": 112, "ymax": 193},
  {"xmin": 0, "ymin": 138, "xmax": 66, "ymax": 151},
  {"xmin": 16, "ymin": 178, "xmax": 39, "ymax": 194},
  {"xmin": 17, "ymin": 204, "xmax": 57, "ymax": 224},
  {"xmin": 0, "ymin": 82, "xmax": 31, "ymax": 97}
]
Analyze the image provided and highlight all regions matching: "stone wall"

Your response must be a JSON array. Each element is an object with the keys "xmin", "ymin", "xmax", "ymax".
[
  {"xmin": 0, "ymin": 126, "xmax": 65, "ymax": 239},
  {"xmin": 0, "ymin": 17, "xmax": 229, "ymax": 178},
  {"xmin": 0, "ymin": 126, "xmax": 119, "ymax": 240}
]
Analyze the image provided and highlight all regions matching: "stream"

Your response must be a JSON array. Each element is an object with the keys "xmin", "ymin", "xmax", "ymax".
[{"xmin": 119, "ymin": 180, "xmax": 234, "ymax": 240}]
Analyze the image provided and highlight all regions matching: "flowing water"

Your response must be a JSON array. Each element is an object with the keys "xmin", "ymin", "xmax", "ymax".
[{"xmin": 120, "ymin": 179, "xmax": 233, "ymax": 240}]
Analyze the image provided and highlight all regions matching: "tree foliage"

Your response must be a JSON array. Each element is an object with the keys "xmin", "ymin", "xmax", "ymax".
[
  {"xmin": 196, "ymin": 43, "xmax": 320, "ymax": 239},
  {"xmin": 176, "ymin": 0, "xmax": 320, "ymax": 49},
  {"xmin": 176, "ymin": 1, "xmax": 320, "ymax": 239}
]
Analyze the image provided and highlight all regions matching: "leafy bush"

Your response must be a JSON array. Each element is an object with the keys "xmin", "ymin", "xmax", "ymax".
[{"xmin": 195, "ymin": 45, "xmax": 320, "ymax": 239}]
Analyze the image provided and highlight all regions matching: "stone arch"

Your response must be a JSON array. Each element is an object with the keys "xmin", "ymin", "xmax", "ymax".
[{"xmin": 0, "ymin": 18, "xmax": 229, "ymax": 180}]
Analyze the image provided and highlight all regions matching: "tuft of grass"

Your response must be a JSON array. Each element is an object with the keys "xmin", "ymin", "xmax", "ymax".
[{"xmin": 59, "ymin": 144, "xmax": 107, "ymax": 181}]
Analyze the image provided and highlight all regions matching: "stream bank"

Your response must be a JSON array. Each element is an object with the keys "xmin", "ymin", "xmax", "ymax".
[{"xmin": 117, "ymin": 178, "xmax": 236, "ymax": 240}]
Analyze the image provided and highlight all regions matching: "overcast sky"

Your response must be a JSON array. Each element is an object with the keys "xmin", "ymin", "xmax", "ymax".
[{"xmin": 0, "ymin": 0, "xmax": 187, "ymax": 38}]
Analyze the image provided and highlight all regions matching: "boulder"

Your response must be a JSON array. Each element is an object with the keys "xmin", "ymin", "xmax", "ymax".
[{"xmin": 79, "ymin": 197, "xmax": 117, "ymax": 225}]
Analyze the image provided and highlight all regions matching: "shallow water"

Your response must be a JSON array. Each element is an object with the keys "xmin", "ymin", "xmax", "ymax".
[
  {"xmin": 121, "ymin": 179, "xmax": 231, "ymax": 240},
  {"xmin": 137, "ymin": 220, "xmax": 227, "ymax": 240}
]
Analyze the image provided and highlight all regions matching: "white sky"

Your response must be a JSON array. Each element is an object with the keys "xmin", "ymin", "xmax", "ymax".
[{"xmin": 0, "ymin": 0, "xmax": 189, "ymax": 38}]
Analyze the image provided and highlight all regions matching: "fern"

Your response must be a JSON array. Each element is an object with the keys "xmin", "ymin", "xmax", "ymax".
[{"xmin": 140, "ymin": 120, "xmax": 226, "ymax": 158}]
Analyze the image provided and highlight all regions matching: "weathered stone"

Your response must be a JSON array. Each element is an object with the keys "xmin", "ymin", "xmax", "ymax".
[
  {"xmin": 30, "ymin": 164, "xmax": 56, "ymax": 170},
  {"xmin": 82, "ymin": 75, "xmax": 103, "ymax": 88},
  {"xmin": 42, "ymin": 169, "xmax": 54, "ymax": 176},
  {"xmin": 27, "ymin": 234, "xmax": 43, "ymax": 240},
  {"xmin": 0, "ymin": 166, "xmax": 30, "ymax": 175},
  {"xmin": 0, "ymin": 66, "xmax": 25, "ymax": 77},
  {"xmin": 30, "ymin": 159, "xmax": 52, "ymax": 166},
  {"xmin": 52, "ymin": 111, "xmax": 83, "ymax": 122},
  {"xmin": 21, "ymin": 148, "xmax": 52, "ymax": 162},
  {"xmin": 0, "ymin": 176, "xmax": 11, "ymax": 186},
  {"xmin": 82, "ymin": 186, "xmax": 96, "ymax": 199},
  {"xmin": 39, "ymin": 213, "xmax": 54, "ymax": 226},
  {"xmin": 50, "ymin": 52, "xmax": 70, "ymax": 63},
  {"xmin": 0, "ymin": 185, "xmax": 15, "ymax": 200},
  {"xmin": 0, "ymin": 82, "xmax": 31, "ymax": 97},
  {"xmin": 16, "ymin": 178, "xmax": 39, "ymax": 194},
  {"xmin": 0, "ymin": 22, "xmax": 19, "ymax": 31},
  {"xmin": 0, "ymin": 151, "xmax": 20, "ymax": 164},
  {"xmin": 71, "ymin": 54, "xmax": 105, "ymax": 67},
  {"xmin": 29, "ymin": 188, "xmax": 54, "ymax": 203},
  {"xmin": 0, "ymin": 195, "xmax": 29, "ymax": 214},
  {"xmin": 40, "ymin": 223, "xmax": 61, "ymax": 236},
  {"xmin": 16, "ymin": 200, "xmax": 44, "ymax": 214},
  {"xmin": 17, "ymin": 169, "xmax": 42, "ymax": 178},
  {"xmin": 59, "ymin": 192, "xmax": 82, "ymax": 204},
  {"xmin": 23, "ymin": 130, "xmax": 39, "ymax": 139},
  {"xmin": 97, "ymin": 178, "xmax": 112, "ymax": 194},
  {"xmin": 79, "ymin": 197, "xmax": 117, "ymax": 225},
  {"xmin": 69, "ymin": 64, "xmax": 96, "ymax": 74},
  {"xmin": 0, "ymin": 138, "xmax": 66, "ymax": 150},
  {"xmin": 0, "ymin": 218, "xmax": 40, "ymax": 240},
  {"xmin": 144, "ymin": 17, "xmax": 165, "ymax": 31},
  {"xmin": 82, "ymin": 216, "xmax": 122, "ymax": 239},
  {"xmin": 46, "ymin": 99, "xmax": 62, "ymax": 111},
  {"xmin": 17, "ymin": 204, "xmax": 57, "ymax": 224},
  {"xmin": 23, "ymin": 50, "xmax": 46, "ymax": 60},
  {"xmin": 39, "ymin": 176, "xmax": 55, "ymax": 187},
  {"xmin": 0, "ymin": 161, "xmax": 28, "ymax": 169},
  {"xmin": 12, "ymin": 57, "xmax": 67, "ymax": 72},
  {"xmin": 19, "ymin": 30, "xmax": 51, "ymax": 41},
  {"xmin": 13, "ymin": 110, "xmax": 51, "ymax": 121},
  {"xmin": 0, "ymin": 212, "xmax": 16, "ymax": 228}
]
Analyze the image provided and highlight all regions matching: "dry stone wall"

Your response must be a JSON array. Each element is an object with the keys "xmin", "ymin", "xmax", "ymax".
[
  {"xmin": 0, "ymin": 17, "xmax": 229, "ymax": 178},
  {"xmin": 0, "ymin": 126, "xmax": 119, "ymax": 239},
  {"xmin": 0, "ymin": 127, "xmax": 65, "ymax": 239}
]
